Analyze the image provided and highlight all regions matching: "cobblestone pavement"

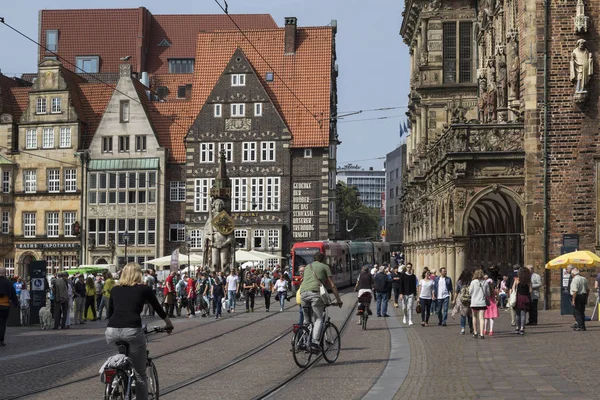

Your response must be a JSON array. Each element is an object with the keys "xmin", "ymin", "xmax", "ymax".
[{"xmin": 392, "ymin": 302, "xmax": 599, "ymax": 400}]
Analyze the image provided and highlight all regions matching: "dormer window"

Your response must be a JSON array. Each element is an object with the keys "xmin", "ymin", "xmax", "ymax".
[
  {"xmin": 231, "ymin": 74, "xmax": 246, "ymax": 87},
  {"xmin": 46, "ymin": 30, "xmax": 58, "ymax": 52},
  {"xmin": 36, "ymin": 98, "xmax": 47, "ymax": 114},
  {"xmin": 51, "ymin": 97, "xmax": 61, "ymax": 113}
]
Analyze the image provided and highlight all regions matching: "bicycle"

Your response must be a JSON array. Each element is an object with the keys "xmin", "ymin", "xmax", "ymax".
[
  {"xmin": 357, "ymin": 292, "xmax": 372, "ymax": 330},
  {"xmin": 291, "ymin": 303, "xmax": 341, "ymax": 368},
  {"xmin": 101, "ymin": 325, "xmax": 171, "ymax": 400}
]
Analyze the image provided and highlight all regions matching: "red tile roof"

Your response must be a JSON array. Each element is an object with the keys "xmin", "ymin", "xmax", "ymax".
[
  {"xmin": 146, "ymin": 14, "xmax": 277, "ymax": 74},
  {"xmin": 191, "ymin": 28, "xmax": 334, "ymax": 149},
  {"xmin": 148, "ymin": 101, "xmax": 194, "ymax": 163},
  {"xmin": 0, "ymin": 75, "xmax": 21, "ymax": 116},
  {"xmin": 7, "ymin": 87, "xmax": 32, "ymax": 122},
  {"xmin": 150, "ymin": 74, "xmax": 194, "ymax": 101},
  {"xmin": 76, "ymin": 83, "xmax": 114, "ymax": 148}
]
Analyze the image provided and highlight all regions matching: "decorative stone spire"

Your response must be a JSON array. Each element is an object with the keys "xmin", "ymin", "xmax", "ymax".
[{"xmin": 575, "ymin": 0, "xmax": 589, "ymax": 33}]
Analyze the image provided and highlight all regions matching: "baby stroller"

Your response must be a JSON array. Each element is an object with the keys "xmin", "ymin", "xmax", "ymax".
[{"xmin": 197, "ymin": 296, "xmax": 210, "ymax": 317}]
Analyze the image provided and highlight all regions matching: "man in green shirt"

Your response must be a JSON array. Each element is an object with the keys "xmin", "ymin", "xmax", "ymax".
[{"xmin": 299, "ymin": 252, "xmax": 342, "ymax": 350}]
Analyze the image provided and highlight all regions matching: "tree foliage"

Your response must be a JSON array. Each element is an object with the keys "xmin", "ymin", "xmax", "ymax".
[{"xmin": 336, "ymin": 182, "xmax": 381, "ymax": 240}]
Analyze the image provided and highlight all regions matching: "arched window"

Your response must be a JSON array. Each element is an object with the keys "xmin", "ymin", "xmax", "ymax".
[{"xmin": 190, "ymin": 229, "xmax": 202, "ymax": 249}]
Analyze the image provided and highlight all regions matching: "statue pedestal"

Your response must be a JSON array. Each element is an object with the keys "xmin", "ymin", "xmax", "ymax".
[{"xmin": 574, "ymin": 91, "xmax": 588, "ymax": 104}]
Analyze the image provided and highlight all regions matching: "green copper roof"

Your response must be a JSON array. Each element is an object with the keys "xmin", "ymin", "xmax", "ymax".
[
  {"xmin": 0, "ymin": 155, "xmax": 13, "ymax": 165},
  {"xmin": 88, "ymin": 158, "xmax": 159, "ymax": 171}
]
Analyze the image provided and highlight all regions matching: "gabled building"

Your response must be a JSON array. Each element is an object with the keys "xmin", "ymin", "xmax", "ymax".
[
  {"xmin": 185, "ymin": 17, "xmax": 338, "ymax": 259},
  {"xmin": 84, "ymin": 64, "xmax": 166, "ymax": 266}
]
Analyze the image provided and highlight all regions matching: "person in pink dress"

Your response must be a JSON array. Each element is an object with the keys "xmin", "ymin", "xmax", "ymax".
[{"xmin": 483, "ymin": 277, "xmax": 499, "ymax": 336}]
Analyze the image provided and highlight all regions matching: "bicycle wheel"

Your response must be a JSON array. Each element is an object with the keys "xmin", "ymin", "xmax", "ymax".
[
  {"xmin": 105, "ymin": 370, "xmax": 128, "ymax": 400},
  {"xmin": 321, "ymin": 322, "xmax": 341, "ymax": 363},
  {"xmin": 147, "ymin": 360, "xmax": 160, "ymax": 399},
  {"xmin": 292, "ymin": 326, "xmax": 313, "ymax": 368},
  {"xmin": 362, "ymin": 313, "xmax": 368, "ymax": 330}
]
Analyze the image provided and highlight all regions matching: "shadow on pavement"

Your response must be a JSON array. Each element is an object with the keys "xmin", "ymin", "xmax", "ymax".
[{"xmin": 331, "ymin": 357, "xmax": 403, "ymax": 366}]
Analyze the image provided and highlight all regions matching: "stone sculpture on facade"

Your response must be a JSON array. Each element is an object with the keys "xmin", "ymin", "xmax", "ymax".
[
  {"xmin": 570, "ymin": 39, "xmax": 593, "ymax": 103},
  {"xmin": 507, "ymin": 29, "xmax": 520, "ymax": 103},
  {"xmin": 575, "ymin": 0, "xmax": 589, "ymax": 33},
  {"xmin": 202, "ymin": 150, "xmax": 235, "ymax": 272},
  {"xmin": 496, "ymin": 45, "xmax": 508, "ymax": 110}
]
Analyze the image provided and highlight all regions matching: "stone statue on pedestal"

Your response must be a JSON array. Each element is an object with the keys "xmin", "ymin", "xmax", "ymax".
[{"xmin": 570, "ymin": 39, "xmax": 593, "ymax": 103}]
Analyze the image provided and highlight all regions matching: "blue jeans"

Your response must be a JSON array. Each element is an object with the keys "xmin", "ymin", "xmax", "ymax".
[
  {"xmin": 460, "ymin": 315, "xmax": 473, "ymax": 331},
  {"xmin": 214, "ymin": 294, "xmax": 223, "ymax": 317},
  {"xmin": 298, "ymin": 305, "xmax": 304, "ymax": 324},
  {"xmin": 436, "ymin": 297, "xmax": 450, "ymax": 324},
  {"xmin": 376, "ymin": 292, "xmax": 388, "ymax": 316},
  {"xmin": 228, "ymin": 290, "xmax": 236, "ymax": 310},
  {"xmin": 278, "ymin": 291, "xmax": 287, "ymax": 310}
]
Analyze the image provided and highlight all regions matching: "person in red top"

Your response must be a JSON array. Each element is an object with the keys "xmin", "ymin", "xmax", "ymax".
[
  {"xmin": 186, "ymin": 275, "xmax": 196, "ymax": 318},
  {"xmin": 163, "ymin": 271, "xmax": 176, "ymax": 318}
]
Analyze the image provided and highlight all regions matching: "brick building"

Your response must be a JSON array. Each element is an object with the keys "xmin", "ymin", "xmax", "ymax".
[{"xmin": 400, "ymin": 0, "xmax": 600, "ymax": 306}]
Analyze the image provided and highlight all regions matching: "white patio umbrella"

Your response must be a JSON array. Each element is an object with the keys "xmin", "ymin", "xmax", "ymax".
[
  {"xmin": 248, "ymin": 250, "xmax": 283, "ymax": 260},
  {"xmin": 235, "ymin": 250, "xmax": 268, "ymax": 262},
  {"xmin": 144, "ymin": 253, "xmax": 204, "ymax": 267}
]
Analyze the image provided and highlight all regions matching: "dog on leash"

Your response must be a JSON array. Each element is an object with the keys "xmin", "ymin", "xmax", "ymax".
[{"xmin": 39, "ymin": 305, "xmax": 53, "ymax": 329}]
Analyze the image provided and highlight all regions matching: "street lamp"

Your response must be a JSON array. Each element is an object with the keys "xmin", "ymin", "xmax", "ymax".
[
  {"xmin": 122, "ymin": 230, "xmax": 129, "ymax": 267},
  {"xmin": 186, "ymin": 234, "xmax": 191, "ymax": 277}
]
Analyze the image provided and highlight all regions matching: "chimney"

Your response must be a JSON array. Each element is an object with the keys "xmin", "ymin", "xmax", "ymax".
[{"xmin": 284, "ymin": 17, "xmax": 297, "ymax": 54}]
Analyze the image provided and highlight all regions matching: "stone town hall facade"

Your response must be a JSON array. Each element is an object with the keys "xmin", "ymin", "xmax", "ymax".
[{"xmin": 401, "ymin": 0, "xmax": 600, "ymax": 306}]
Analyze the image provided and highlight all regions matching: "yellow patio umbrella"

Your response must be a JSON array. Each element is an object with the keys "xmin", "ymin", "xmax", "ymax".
[{"xmin": 545, "ymin": 250, "xmax": 600, "ymax": 269}]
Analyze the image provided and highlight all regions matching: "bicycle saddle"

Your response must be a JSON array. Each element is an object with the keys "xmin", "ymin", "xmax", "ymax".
[{"xmin": 115, "ymin": 341, "xmax": 130, "ymax": 355}]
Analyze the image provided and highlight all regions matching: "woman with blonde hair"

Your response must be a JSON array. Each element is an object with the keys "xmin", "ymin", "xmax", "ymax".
[
  {"xmin": 469, "ymin": 269, "xmax": 490, "ymax": 339},
  {"xmin": 84, "ymin": 276, "xmax": 97, "ymax": 321},
  {"xmin": 106, "ymin": 263, "xmax": 173, "ymax": 400}
]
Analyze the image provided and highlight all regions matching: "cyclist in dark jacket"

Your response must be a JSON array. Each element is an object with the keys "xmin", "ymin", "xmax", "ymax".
[{"xmin": 374, "ymin": 266, "xmax": 391, "ymax": 317}]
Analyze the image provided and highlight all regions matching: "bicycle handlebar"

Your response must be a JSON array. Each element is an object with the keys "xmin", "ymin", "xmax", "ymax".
[{"xmin": 143, "ymin": 325, "xmax": 174, "ymax": 335}]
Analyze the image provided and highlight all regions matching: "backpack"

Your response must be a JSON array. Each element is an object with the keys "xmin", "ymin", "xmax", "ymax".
[{"xmin": 460, "ymin": 284, "xmax": 471, "ymax": 305}]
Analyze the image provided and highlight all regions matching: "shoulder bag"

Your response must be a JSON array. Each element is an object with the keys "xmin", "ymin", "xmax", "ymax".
[
  {"xmin": 479, "ymin": 282, "xmax": 490, "ymax": 306},
  {"xmin": 508, "ymin": 289, "xmax": 517, "ymax": 308},
  {"xmin": 309, "ymin": 263, "xmax": 331, "ymax": 305}
]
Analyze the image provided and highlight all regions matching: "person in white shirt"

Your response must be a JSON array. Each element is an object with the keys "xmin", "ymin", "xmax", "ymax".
[
  {"xmin": 433, "ymin": 267, "xmax": 454, "ymax": 326},
  {"xmin": 274, "ymin": 275, "xmax": 288, "ymax": 312},
  {"xmin": 417, "ymin": 271, "xmax": 435, "ymax": 326},
  {"xmin": 226, "ymin": 271, "xmax": 239, "ymax": 313},
  {"xmin": 19, "ymin": 282, "xmax": 31, "ymax": 326}
]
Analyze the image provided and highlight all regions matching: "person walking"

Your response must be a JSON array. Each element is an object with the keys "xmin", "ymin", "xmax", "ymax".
[
  {"xmin": 163, "ymin": 270, "xmax": 177, "ymax": 318},
  {"xmin": 391, "ymin": 266, "xmax": 401, "ymax": 308},
  {"xmin": 186, "ymin": 275, "xmax": 196, "ymax": 318},
  {"xmin": 507, "ymin": 264, "xmax": 520, "ymax": 326},
  {"xmin": 226, "ymin": 270, "xmax": 239, "ymax": 313},
  {"xmin": 260, "ymin": 272, "xmax": 273, "ymax": 312},
  {"xmin": 212, "ymin": 272, "xmax": 225, "ymax": 319},
  {"xmin": 374, "ymin": 266, "xmax": 391, "ymax": 317},
  {"xmin": 433, "ymin": 267, "xmax": 453, "ymax": 326},
  {"xmin": 19, "ymin": 282, "xmax": 30, "ymax": 326},
  {"xmin": 95, "ymin": 275, "xmax": 104, "ymax": 313},
  {"xmin": 570, "ymin": 267, "xmax": 589, "ymax": 331},
  {"xmin": 527, "ymin": 265, "xmax": 542, "ymax": 325},
  {"xmin": 0, "ymin": 267, "xmax": 18, "ymax": 346},
  {"xmin": 399, "ymin": 263, "xmax": 418, "ymax": 325},
  {"xmin": 513, "ymin": 266, "xmax": 532, "ymax": 335},
  {"xmin": 84, "ymin": 276, "xmax": 97, "ymax": 321},
  {"xmin": 483, "ymin": 278, "xmax": 499, "ymax": 336},
  {"xmin": 274, "ymin": 274, "xmax": 289, "ymax": 312},
  {"xmin": 469, "ymin": 269, "xmax": 490, "ymax": 339},
  {"xmin": 498, "ymin": 275, "xmax": 509, "ymax": 309},
  {"xmin": 453, "ymin": 270, "xmax": 473, "ymax": 335},
  {"xmin": 52, "ymin": 272, "xmax": 69, "ymax": 330},
  {"xmin": 65, "ymin": 275, "xmax": 75, "ymax": 328},
  {"xmin": 99, "ymin": 272, "xmax": 115, "ymax": 320},
  {"xmin": 418, "ymin": 270, "xmax": 434, "ymax": 326},
  {"xmin": 243, "ymin": 272, "xmax": 257, "ymax": 313},
  {"xmin": 73, "ymin": 275, "xmax": 86, "ymax": 325}
]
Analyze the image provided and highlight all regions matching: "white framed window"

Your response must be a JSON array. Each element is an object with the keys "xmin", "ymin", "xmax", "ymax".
[
  {"xmin": 268, "ymin": 229, "xmax": 280, "ymax": 249},
  {"xmin": 23, "ymin": 212, "xmax": 36, "ymax": 237},
  {"xmin": 64, "ymin": 212, "xmax": 76, "ymax": 237},
  {"xmin": 242, "ymin": 142, "xmax": 257, "ymax": 162},
  {"xmin": 25, "ymin": 129, "xmax": 37, "ymax": 149},
  {"xmin": 65, "ymin": 168, "xmax": 77, "ymax": 192},
  {"xmin": 231, "ymin": 74, "xmax": 246, "ymax": 86},
  {"xmin": 232, "ymin": 177, "xmax": 248, "ymax": 212},
  {"xmin": 89, "ymin": 171, "xmax": 156, "ymax": 206},
  {"xmin": 235, "ymin": 229, "xmax": 248, "ymax": 249},
  {"xmin": 148, "ymin": 171, "xmax": 157, "ymax": 204},
  {"xmin": 254, "ymin": 103, "xmax": 263, "ymax": 116},
  {"xmin": 304, "ymin": 149, "xmax": 312, "ymax": 158},
  {"xmin": 135, "ymin": 135, "xmax": 146, "ymax": 152},
  {"xmin": 218, "ymin": 142, "xmax": 233, "ymax": 162},
  {"xmin": 36, "ymin": 98, "xmax": 47, "ymax": 114},
  {"xmin": 253, "ymin": 229, "xmax": 265, "ymax": 248},
  {"xmin": 148, "ymin": 218, "xmax": 156, "ymax": 245},
  {"xmin": 24, "ymin": 170, "xmax": 37, "ymax": 193},
  {"xmin": 266, "ymin": 177, "xmax": 281, "ymax": 211},
  {"xmin": 170, "ymin": 181, "xmax": 186, "ymax": 202},
  {"xmin": 200, "ymin": 143, "xmax": 215, "ymax": 163},
  {"xmin": 2, "ymin": 171, "xmax": 10, "ymax": 193},
  {"xmin": 120, "ymin": 101, "xmax": 130, "ymax": 123},
  {"xmin": 168, "ymin": 59, "xmax": 194, "ymax": 74},
  {"xmin": 1, "ymin": 211, "xmax": 9, "ymax": 234},
  {"xmin": 231, "ymin": 103, "xmax": 245, "ymax": 117},
  {"xmin": 118, "ymin": 136, "xmax": 129, "ymax": 152},
  {"xmin": 214, "ymin": 104, "xmax": 222, "ymax": 117},
  {"xmin": 261, "ymin": 142, "xmax": 275, "ymax": 162},
  {"xmin": 51, "ymin": 97, "xmax": 61, "ymax": 113},
  {"xmin": 194, "ymin": 178, "xmax": 214, "ymax": 212},
  {"xmin": 46, "ymin": 212, "xmax": 59, "ymax": 237},
  {"xmin": 4, "ymin": 258, "xmax": 14, "ymax": 277},
  {"xmin": 59, "ymin": 127, "xmax": 71, "ymax": 148},
  {"xmin": 329, "ymin": 170, "xmax": 336, "ymax": 190},
  {"xmin": 42, "ymin": 128, "xmax": 54, "ymax": 148},
  {"xmin": 47, "ymin": 169, "xmax": 60, "ymax": 193},
  {"xmin": 102, "ymin": 137, "xmax": 113, "ymax": 152},
  {"xmin": 46, "ymin": 30, "xmax": 58, "ymax": 52},
  {"xmin": 75, "ymin": 56, "xmax": 99, "ymax": 73},
  {"xmin": 190, "ymin": 229, "xmax": 202, "ymax": 249},
  {"xmin": 45, "ymin": 256, "xmax": 60, "ymax": 274},
  {"xmin": 169, "ymin": 223, "xmax": 186, "ymax": 242},
  {"xmin": 251, "ymin": 177, "xmax": 264, "ymax": 211},
  {"xmin": 63, "ymin": 255, "xmax": 77, "ymax": 269}
]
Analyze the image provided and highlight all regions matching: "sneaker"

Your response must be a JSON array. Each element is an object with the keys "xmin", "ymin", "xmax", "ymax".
[
  {"xmin": 280, "ymin": 308, "xmax": 283, "ymax": 312},
  {"xmin": 403, "ymin": 316, "xmax": 407, "ymax": 324},
  {"xmin": 519, "ymin": 330, "xmax": 524, "ymax": 335},
  {"xmin": 357, "ymin": 320, "xmax": 362, "ymax": 325},
  {"xmin": 461, "ymin": 328, "xmax": 465, "ymax": 335},
  {"xmin": 310, "ymin": 343, "xmax": 321, "ymax": 354},
  {"xmin": 408, "ymin": 320, "xmax": 413, "ymax": 326},
  {"xmin": 383, "ymin": 314, "xmax": 390, "ymax": 317},
  {"xmin": 442, "ymin": 323, "xmax": 447, "ymax": 326}
]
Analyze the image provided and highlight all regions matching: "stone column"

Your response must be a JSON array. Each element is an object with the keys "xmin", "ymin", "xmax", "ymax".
[
  {"xmin": 439, "ymin": 245, "xmax": 447, "ymax": 271},
  {"xmin": 446, "ymin": 245, "xmax": 456, "ymax": 282},
  {"xmin": 455, "ymin": 240, "xmax": 467, "ymax": 278}
]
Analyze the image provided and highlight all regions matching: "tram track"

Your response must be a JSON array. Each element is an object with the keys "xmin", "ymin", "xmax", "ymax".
[{"xmin": 1, "ymin": 299, "xmax": 293, "ymax": 400}]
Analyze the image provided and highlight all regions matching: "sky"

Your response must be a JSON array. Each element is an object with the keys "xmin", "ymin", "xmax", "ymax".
[{"xmin": 0, "ymin": 0, "xmax": 410, "ymax": 170}]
